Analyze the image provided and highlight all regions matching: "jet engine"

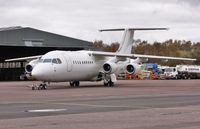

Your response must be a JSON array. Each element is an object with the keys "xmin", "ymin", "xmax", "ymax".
[
  {"xmin": 126, "ymin": 63, "xmax": 140, "ymax": 74},
  {"xmin": 103, "ymin": 62, "xmax": 117, "ymax": 74},
  {"xmin": 25, "ymin": 59, "xmax": 39, "ymax": 74}
]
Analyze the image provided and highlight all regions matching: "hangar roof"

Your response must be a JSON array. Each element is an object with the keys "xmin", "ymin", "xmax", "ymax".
[
  {"xmin": 0, "ymin": 26, "xmax": 92, "ymax": 49},
  {"xmin": 0, "ymin": 26, "xmax": 23, "ymax": 31}
]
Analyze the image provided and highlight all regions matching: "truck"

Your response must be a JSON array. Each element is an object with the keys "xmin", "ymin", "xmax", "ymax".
[
  {"xmin": 164, "ymin": 65, "xmax": 200, "ymax": 79},
  {"xmin": 164, "ymin": 67, "xmax": 178, "ymax": 79},
  {"xmin": 177, "ymin": 65, "xmax": 200, "ymax": 79}
]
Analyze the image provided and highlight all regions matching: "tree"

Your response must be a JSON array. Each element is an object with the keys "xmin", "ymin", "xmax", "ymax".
[{"xmin": 92, "ymin": 39, "xmax": 198, "ymax": 66}]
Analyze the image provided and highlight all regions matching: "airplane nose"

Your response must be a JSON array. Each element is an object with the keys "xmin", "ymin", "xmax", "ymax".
[{"xmin": 31, "ymin": 67, "xmax": 43, "ymax": 79}]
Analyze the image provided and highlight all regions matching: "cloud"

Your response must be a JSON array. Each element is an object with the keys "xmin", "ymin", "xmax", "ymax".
[
  {"xmin": 178, "ymin": 0, "xmax": 200, "ymax": 7},
  {"xmin": 0, "ymin": 0, "xmax": 200, "ymax": 43}
]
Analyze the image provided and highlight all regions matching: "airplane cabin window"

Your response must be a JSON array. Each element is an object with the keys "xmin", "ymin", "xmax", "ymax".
[
  {"xmin": 43, "ymin": 59, "xmax": 52, "ymax": 63},
  {"xmin": 52, "ymin": 58, "xmax": 58, "ymax": 64}
]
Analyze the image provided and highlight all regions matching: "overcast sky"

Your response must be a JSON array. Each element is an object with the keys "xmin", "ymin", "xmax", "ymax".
[{"xmin": 0, "ymin": 0, "xmax": 200, "ymax": 43}]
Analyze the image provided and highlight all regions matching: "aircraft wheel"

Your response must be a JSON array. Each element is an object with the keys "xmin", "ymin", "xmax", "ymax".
[
  {"xmin": 42, "ymin": 84, "xmax": 47, "ymax": 90},
  {"xmin": 104, "ymin": 80, "xmax": 114, "ymax": 87},
  {"xmin": 69, "ymin": 81, "xmax": 75, "ymax": 87},
  {"xmin": 75, "ymin": 81, "xmax": 80, "ymax": 87},
  {"xmin": 38, "ymin": 85, "xmax": 42, "ymax": 90},
  {"xmin": 38, "ymin": 84, "xmax": 47, "ymax": 90},
  {"xmin": 104, "ymin": 82, "xmax": 108, "ymax": 86},
  {"xmin": 109, "ymin": 81, "xmax": 114, "ymax": 87},
  {"xmin": 104, "ymin": 79, "xmax": 109, "ymax": 86}
]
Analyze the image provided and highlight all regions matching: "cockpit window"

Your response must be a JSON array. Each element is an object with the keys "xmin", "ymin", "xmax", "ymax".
[
  {"xmin": 56, "ymin": 58, "xmax": 62, "ymax": 64},
  {"xmin": 52, "ymin": 58, "xmax": 58, "ymax": 64},
  {"xmin": 38, "ymin": 59, "xmax": 43, "ymax": 63},
  {"xmin": 40, "ymin": 58, "xmax": 62, "ymax": 64},
  {"xmin": 43, "ymin": 59, "xmax": 52, "ymax": 63}
]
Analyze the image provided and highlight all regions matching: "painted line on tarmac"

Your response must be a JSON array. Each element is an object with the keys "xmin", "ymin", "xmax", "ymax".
[
  {"xmin": 55, "ymin": 102, "xmax": 129, "ymax": 108},
  {"xmin": 25, "ymin": 108, "xmax": 67, "ymax": 113}
]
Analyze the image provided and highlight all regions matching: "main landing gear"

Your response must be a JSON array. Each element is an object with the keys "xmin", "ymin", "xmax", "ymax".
[
  {"xmin": 104, "ymin": 79, "xmax": 114, "ymax": 87},
  {"xmin": 69, "ymin": 81, "xmax": 80, "ymax": 87},
  {"xmin": 103, "ymin": 74, "xmax": 116, "ymax": 87}
]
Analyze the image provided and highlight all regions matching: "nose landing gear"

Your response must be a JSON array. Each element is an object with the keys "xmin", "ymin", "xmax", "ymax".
[
  {"xmin": 31, "ymin": 83, "xmax": 48, "ymax": 90},
  {"xmin": 38, "ymin": 83, "xmax": 47, "ymax": 90}
]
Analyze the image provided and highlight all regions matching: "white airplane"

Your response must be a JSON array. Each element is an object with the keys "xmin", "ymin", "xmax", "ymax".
[{"xmin": 6, "ymin": 28, "xmax": 196, "ymax": 90}]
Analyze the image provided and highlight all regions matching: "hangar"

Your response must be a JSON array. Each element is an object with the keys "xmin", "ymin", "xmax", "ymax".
[{"xmin": 0, "ymin": 26, "xmax": 93, "ymax": 81}]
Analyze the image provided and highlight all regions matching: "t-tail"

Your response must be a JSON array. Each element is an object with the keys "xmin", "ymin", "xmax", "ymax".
[{"xmin": 99, "ymin": 28, "xmax": 168, "ymax": 54}]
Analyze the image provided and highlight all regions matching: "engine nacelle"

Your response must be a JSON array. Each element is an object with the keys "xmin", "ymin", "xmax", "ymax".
[
  {"xmin": 25, "ymin": 59, "xmax": 39, "ymax": 74},
  {"xmin": 103, "ymin": 62, "xmax": 117, "ymax": 74},
  {"xmin": 126, "ymin": 63, "xmax": 140, "ymax": 74}
]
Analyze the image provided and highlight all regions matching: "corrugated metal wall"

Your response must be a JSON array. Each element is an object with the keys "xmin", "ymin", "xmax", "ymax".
[{"xmin": 0, "ymin": 27, "xmax": 93, "ymax": 81}]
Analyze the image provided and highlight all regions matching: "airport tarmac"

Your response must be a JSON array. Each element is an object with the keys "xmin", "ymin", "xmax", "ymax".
[{"xmin": 0, "ymin": 80, "xmax": 200, "ymax": 129}]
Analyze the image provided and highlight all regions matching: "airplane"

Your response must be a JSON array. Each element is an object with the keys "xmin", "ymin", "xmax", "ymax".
[{"xmin": 5, "ymin": 28, "xmax": 196, "ymax": 90}]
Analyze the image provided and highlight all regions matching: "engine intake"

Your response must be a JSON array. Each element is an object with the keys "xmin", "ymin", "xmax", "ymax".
[
  {"xmin": 126, "ymin": 64, "xmax": 135, "ymax": 74},
  {"xmin": 25, "ymin": 64, "xmax": 33, "ymax": 73},
  {"xmin": 103, "ymin": 62, "xmax": 117, "ymax": 74},
  {"xmin": 126, "ymin": 63, "xmax": 140, "ymax": 74},
  {"xmin": 25, "ymin": 59, "xmax": 39, "ymax": 74}
]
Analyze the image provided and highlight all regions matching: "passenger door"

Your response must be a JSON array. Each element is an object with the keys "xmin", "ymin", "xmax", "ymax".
[{"xmin": 62, "ymin": 54, "xmax": 72, "ymax": 72}]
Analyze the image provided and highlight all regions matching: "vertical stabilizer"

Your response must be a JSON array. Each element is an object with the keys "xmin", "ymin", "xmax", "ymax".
[
  {"xmin": 99, "ymin": 28, "xmax": 168, "ymax": 54},
  {"xmin": 117, "ymin": 29, "xmax": 134, "ymax": 54}
]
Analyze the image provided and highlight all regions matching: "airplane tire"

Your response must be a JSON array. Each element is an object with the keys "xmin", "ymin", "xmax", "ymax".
[
  {"xmin": 38, "ymin": 84, "xmax": 47, "ymax": 90},
  {"xmin": 104, "ymin": 80, "xmax": 114, "ymax": 87},
  {"xmin": 69, "ymin": 82, "xmax": 75, "ymax": 87},
  {"xmin": 70, "ymin": 81, "xmax": 80, "ymax": 87},
  {"xmin": 42, "ymin": 84, "xmax": 47, "ymax": 90},
  {"xmin": 104, "ymin": 82, "xmax": 108, "ymax": 86},
  {"xmin": 109, "ymin": 81, "xmax": 114, "ymax": 87},
  {"xmin": 75, "ymin": 81, "xmax": 80, "ymax": 87}
]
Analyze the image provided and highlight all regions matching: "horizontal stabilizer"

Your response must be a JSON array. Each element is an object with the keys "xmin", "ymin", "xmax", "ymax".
[{"xmin": 99, "ymin": 28, "xmax": 168, "ymax": 32}]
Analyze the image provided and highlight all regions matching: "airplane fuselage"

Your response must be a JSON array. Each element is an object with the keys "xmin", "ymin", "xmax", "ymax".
[{"xmin": 32, "ymin": 50, "xmax": 114, "ymax": 82}]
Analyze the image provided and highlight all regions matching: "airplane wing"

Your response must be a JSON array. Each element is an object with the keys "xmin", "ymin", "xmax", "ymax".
[
  {"xmin": 5, "ymin": 55, "xmax": 42, "ymax": 62},
  {"xmin": 91, "ymin": 51, "xmax": 196, "ymax": 61},
  {"xmin": 133, "ymin": 54, "xmax": 196, "ymax": 61},
  {"xmin": 91, "ymin": 51, "xmax": 130, "ymax": 58}
]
